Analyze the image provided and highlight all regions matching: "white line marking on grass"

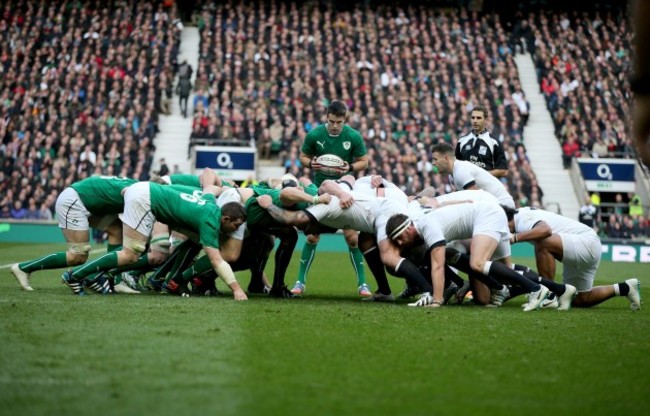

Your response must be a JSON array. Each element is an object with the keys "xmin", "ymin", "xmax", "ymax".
[{"xmin": 0, "ymin": 248, "xmax": 105, "ymax": 269}]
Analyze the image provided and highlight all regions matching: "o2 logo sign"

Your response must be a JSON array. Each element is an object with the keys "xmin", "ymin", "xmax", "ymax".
[{"xmin": 216, "ymin": 153, "xmax": 234, "ymax": 169}]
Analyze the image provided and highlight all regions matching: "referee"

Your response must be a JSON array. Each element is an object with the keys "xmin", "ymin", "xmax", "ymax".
[{"xmin": 455, "ymin": 106, "xmax": 508, "ymax": 178}]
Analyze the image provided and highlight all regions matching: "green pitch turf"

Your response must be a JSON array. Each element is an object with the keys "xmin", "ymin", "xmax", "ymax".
[{"xmin": 0, "ymin": 243, "xmax": 648, "ymax": 416}]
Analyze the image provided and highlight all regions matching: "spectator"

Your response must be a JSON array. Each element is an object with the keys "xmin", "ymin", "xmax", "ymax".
[
  {"xmin": 10, "ymin": 201, "xmax": 27, "ymax": 220},
  {"xmin": 178, "ymin": 77, "xmax": 192, "ymax": 118},
  {"xmin": 25, "ymin": 199, "xmax": 40, "ymax": 220},
  {"xmin": 579, "ymin": 194, "xmax": 598, "ymax": 229},
  {"xmin": 38, "ymin": 203, "xmax": 53, "ymax": 221},
  {"xmin": 562, "ymin": 136, "xmax": 581, "ymax": 168},
  {"xmin": 159, "ymin": 158, "xmax": 170, "ymax": 176},
  {"xmin": 178, "ymin": 59, "xmax": 193, "ymax": 81},
  {"xmin": 629, "ymin": 193, "xmax": 643, "ymax": 218}
]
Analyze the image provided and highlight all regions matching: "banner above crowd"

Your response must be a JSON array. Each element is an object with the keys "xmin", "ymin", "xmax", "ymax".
[
  {"xmin": 192, "ymin": 145, "xmax": 256, "ymax": 181},
  {"xmin": 577, "ymin": 158, "xmax": 636, "ymax": 192}
]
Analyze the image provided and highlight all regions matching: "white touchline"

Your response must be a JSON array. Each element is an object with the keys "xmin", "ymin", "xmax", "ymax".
[{"xmin": 0, "ymin": 248, "xmax": 106, "ymax": 269}]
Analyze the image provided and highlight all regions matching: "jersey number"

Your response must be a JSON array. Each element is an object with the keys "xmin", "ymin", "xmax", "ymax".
[{"xmin": 180, "ymin": 192, "xmax": 206, "ymax": 206}]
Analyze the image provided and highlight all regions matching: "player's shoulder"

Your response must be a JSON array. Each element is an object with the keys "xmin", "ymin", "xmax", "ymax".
[
  {"xmin": 305, "ymin": 124, "xmax": 327, "ymax": 138},
  {"xmin": 342, "ymin": 124, "xmax": 362, "ymax": 139},
  {"xmin": 455, "ymin": 159, "xmax": 476, "ymax": 170}
]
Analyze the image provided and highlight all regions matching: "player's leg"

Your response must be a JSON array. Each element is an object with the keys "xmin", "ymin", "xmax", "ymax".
[
  {"xmin": 162, "ymin": 241, "xmax": 203, "ymax": 295},
  {"xmin": 267, "ymin": 225, "xmax": 298, "ymax": 298},
  {"xmin": 115, "ymin": 222, "xmax": 170, "ymax": 292},
  {"xmin": 379, "ymin": 239, "xmax": 432, "ymax": 298},
  {"xmin": 445, "ymin": 246, "xmax": 503, "ymax": 305},
  {"xmin": 573, "ymin": 280, "xmax": 641, "ymax": 310},
  {"xmin": 358, "ymin": 234, "xmax": 393, "ymax": 301},
  {"xmin": 343, "ymin": 229, "xmax": 370, "ymax": 297},
  {"xmin": 10, "ymin": 188, "xmax": 92, "ymax": 290},
  {"xmin": 291, "ymin": 233, "xmax": 320, "ymax": 295},
  {"xmin": 533, "ymin": 235, "xmax": 563, "ymax": 280},
  {"xmin": 470, "ymin": 234, "xmax": 548, "ymax": 311},
  {"xmin": 64, "ymin": 183, "xmax": 154, "ymax": 294},
  {"xmin": 563, "ymin": 235, "xmax": 642, "ymax": 309},
  {"xmin": 245, "ymin": 232, "xmax": 274, "ymax": 293},
  {"xmin": 508, "ymin": 263, "xmax": 574, "ymax": 309}
]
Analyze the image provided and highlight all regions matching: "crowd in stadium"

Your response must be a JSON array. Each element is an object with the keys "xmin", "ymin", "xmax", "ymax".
[
  {"xmin": 0, "ymin": 0, "xmax": 181, "ymax": 219},
  {"xmin": 531, "ymin": 10, "xmax": 634, "ymax": 160},
  {"xmin": 0, "ymin": 1, "xmax": 647, "ymax": 238},
  {"xmin": 192, "ymin": 2, "xmax": 537, "ymax": 203}
]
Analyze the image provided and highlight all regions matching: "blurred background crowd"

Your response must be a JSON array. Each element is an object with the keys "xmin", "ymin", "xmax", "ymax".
[{"xmin": 1, "ymin": 0, "xmax": 647, "ymax": 239}]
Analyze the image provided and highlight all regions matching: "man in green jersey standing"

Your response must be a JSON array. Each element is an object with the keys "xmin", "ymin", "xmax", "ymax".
[
  {"xmin": 10, "ymin": 176, "xmax": 134, "ymax": 292},
  {"xmin": 62, "ymin": 182, "xmax": 248, "ymax": 300},
  {"xmin": 291, "ymin": 100, "xmax": 370, "ymax": 297}
]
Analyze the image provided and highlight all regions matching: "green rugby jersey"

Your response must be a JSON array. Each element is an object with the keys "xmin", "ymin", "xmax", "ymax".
[
  {"xmin": 301, "ymin": 124, "xmax": 367, "ymax": 186},
  {"xmin": 70, "ymin": 176, "xmax": 137, "ymax": 215},
  {"xmin": 149, "ymin": 183, "xmax": 222, "ymax": 249}
]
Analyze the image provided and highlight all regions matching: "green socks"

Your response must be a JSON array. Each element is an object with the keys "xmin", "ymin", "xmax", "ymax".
[
  {"xmin": 19, "ymin": 252, "xmax": 69, "ymax": 274},
  {"xmin": 107, "ymin": 243, "xmax": 121, "ymax": 252},
  {"xmin": 109, "ymin": 254, "xmax": 151, "ymax": 274},
  {"xmin": 180, "ymin": 256, "xmax": 212, "ymax": 284},
  {"xmin": 349, "ymin": 247, "xmax": 366, "ymax": 286},
  {"xmin": 297, "ymin": 242, "xmax": 318, "ymax": 284},
  {"xmin": 72, "ymin": 252, "xmax": 119, "ymax": 280}
]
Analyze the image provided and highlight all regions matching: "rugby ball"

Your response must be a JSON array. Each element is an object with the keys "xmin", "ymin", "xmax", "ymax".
[{"xmin": 316, "ymin": 154, "xmax": 345, "ymax": 167}]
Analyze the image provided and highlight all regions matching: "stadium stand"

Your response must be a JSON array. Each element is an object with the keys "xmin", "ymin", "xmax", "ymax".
[
  {"xmin": 529, "ymin": 10, "xmax": 648, "ymax": 238},
  {"xmin": 3, "ymin": 0, "xmax": 644, "ymax": 239},
  {"xmin": 531, "ymin": 10, "xmax": 634, "ymax": 159},
  {"xmin": 192, "ymin": 1, "xmax": 537, "ymax": 204},
  {"xmin": 0, "ymin": 0, "xmax": 181, "ymax": 220}
]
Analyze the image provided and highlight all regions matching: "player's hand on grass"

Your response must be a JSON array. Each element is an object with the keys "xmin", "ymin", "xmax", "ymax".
[
  {"xmin": 257, "ymin": 194, "xmax": 273, "ymax": 208},
  {"xmin": 233, "ymin": 288, "xmax": 248, "ymax": 301}
]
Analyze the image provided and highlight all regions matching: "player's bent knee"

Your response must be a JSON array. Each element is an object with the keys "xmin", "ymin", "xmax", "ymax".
[
  {"xmin": 306, "ymin": 234, "xmax": 320, "ymax": 244},
  {"xmin": 469, "ymin": 259, "xmax": 486, "ymax": 274},
  {"xmin": 148, "ymin": 250, "xmax": 168, "ymax": 266},
  {"xmin": 150, "ymin": 232, "xmax": 171, "ymax": 255},
  {"xmin": 123, "ymin": 235, "xmax": 147, "ymax": 256},
  {"xmin": 67, "ymin": 243, "xmax": 91, "ymax": 265}
]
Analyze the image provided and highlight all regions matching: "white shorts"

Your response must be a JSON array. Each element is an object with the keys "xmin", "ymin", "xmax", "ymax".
[
  {"xmin": 472, "ymin": 205, "xmax": 509, "ymax": 244},
  {"xmin": 120, "ymin": 182, "xmax": 156, "ymax": 236},
  {"xmin": 560, "ymin": 233, "xmax": 601, "ymax": 291},
  {"xmin": 56, "ymin": 187, "xmax": 91, "ymax": 231},
  {"xmin": 490, "ymin": 237, "xmax": 512, "ymax": 261}
]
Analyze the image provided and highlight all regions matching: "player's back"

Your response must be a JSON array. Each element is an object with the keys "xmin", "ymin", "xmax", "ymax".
[
  {"xmin": 435, "ymin": 189, "xmax": 499, "ymax": 205},
  {"xmin": 452, "ymin": 160, "xmax": 514, "ymax": 207},
  {"xmin": 70, "ymin": 176, "xmax": 137, "ymax": 215},
  {"xmin": 423, "ymin": 201, "xmax": 501, "ymax": 241},
  {"xmin": 515, "ymin": 207, "xmax": 596, "ymax": 237},
  {"xmin": 353, "ymin": 177, "xmax": 409, "ymax": 206}
]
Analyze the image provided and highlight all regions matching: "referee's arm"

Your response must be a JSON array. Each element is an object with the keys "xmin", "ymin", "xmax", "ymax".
[{"xmin": 488, "ymin": 141, "xmax": 508, "ymax": 178}]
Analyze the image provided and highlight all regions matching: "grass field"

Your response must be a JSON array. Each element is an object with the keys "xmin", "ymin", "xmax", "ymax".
[{"xmin": 0, "ymin": 242, "xmax": 648, "ymax": 416}]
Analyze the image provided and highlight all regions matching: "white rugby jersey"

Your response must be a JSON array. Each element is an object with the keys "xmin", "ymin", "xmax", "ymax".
[
  {"xmin": 514, "ymin": 207, "xmax": 597, "ymax": 237},
  {"xmin": 434, "ymin": 189, "xmax": 499, "ymax": 205},
  {"xmin": 451, "ymin": 160, "xmax": 515, "ymax": 208}
]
